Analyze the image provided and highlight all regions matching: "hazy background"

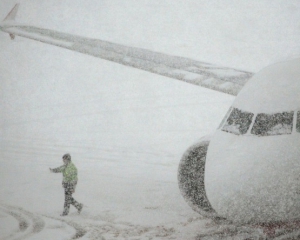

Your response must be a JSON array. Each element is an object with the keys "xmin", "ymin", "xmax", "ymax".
[{"xmin": 1, "ymin": 1, "xmax": 300, "ymax": 239}]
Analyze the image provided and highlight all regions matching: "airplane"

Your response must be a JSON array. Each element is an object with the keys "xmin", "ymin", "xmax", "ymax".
[{"xmin": 2, "ymin": 3, "xmax": 300, "ymax": 238}]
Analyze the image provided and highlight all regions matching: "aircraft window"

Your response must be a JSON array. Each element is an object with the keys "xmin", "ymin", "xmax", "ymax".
[
  {"xmin": 251, "ymin": 111, "xmax": 293, "ymax": 136},
  {"xmin": 218, "ymin": 107, "xmax": 232, "ymax": 129},
  {"xmin": 221, "ymin": 108, "xmax": 254, "ymax": 135},
  {"xmin": 296, "ymin": 111, "xmax": 300, "ymax": 132}
]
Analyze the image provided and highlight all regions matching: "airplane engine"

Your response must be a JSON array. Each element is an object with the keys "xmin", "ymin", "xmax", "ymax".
[{"xmin": 177, "ymin": 136, "xmax": 218, "ymax": 219}]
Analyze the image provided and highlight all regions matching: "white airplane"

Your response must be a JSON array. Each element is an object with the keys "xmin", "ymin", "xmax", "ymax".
[{"xmin": 2, "ymin": 4, "xmax": 300, "ymax": 238}]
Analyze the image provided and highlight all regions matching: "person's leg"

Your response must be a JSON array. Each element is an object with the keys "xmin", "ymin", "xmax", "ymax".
[
  {"xmin": 68, "ymin": 184, "xmax": 83, "ymax": 213},
  {"xmin": 70, "ymin": 194, "xmax": 81, "ymax": 210},
  {"xmin": 62, "ymin": 187, "xmax": 72, "ymax": 216}
]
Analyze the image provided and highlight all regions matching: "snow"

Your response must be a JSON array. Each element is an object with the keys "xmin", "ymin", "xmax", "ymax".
[{"xmin": 1, "ymin": 0, "xmax": 300, "ymax": 239}]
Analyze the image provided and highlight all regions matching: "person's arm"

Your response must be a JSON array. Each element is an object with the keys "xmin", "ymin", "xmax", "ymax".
[{"xmin": 49, "ymin": 165, "xmax": 65, "ymax": 173}]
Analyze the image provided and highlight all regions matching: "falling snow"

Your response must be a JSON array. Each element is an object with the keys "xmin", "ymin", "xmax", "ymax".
[{"xmin": 1, "ymin": 0, "xmax": 300, "ymax": 239}]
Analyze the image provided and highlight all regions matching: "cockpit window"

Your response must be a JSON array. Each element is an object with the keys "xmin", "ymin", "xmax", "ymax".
[
  {"xmin": 218, "ymin": 107, "xmax": 232, "ymax": 129},
  {"xmin": 221, "ymin": 108, "xmax": 254, "ymax": 135},
  {"xmin": 296, "ymin": 111, "xmax": 300, "ymax": 132},
  {"xmin": 251, "ymin": 111, "xmax": 293, "ymax": 136}
]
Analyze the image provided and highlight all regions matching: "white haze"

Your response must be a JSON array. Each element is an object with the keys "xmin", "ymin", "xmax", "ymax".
[{"xmin": 1, "ymin": 0, "xmax": 300, "ymax": 239}]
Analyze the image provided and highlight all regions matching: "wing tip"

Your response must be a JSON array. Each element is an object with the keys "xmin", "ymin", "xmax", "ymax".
[{"xmin": 3, "ymin": 3, "xmax": 20, "ymax": 22}]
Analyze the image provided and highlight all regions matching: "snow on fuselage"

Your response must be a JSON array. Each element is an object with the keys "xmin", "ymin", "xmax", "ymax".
[{"xmin": 205, "ymin": 57, "xmax": 300, "ymax": 224}]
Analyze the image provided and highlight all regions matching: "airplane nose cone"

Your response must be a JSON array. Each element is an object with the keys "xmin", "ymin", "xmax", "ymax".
[
  {"xmin": 205, "ymin": 132, "xmax": 300, "ymax": 224},
  {"xmin": 205, "ymin": 58, "xmax": 300, "ymax": 224}
]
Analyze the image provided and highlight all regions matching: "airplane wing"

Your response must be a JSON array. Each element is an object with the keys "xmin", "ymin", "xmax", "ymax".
[{"xmin": 0, "ymin": 4, "xmax": 253, "ymax": 96}]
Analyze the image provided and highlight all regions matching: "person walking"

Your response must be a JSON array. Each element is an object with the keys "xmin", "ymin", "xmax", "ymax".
[{"xmin": 50, "ymin": 153, "xmax": 83, "ymax": 216}]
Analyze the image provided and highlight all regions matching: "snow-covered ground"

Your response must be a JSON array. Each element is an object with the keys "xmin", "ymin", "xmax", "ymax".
[{"xmin": 1, "ymin": 1, "xmax": 300, "ymax": 239}]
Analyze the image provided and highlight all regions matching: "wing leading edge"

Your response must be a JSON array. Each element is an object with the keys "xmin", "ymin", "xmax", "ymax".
[{"xmin": 1, "ymin": 4, "xmax": 253, "ymax": 96}]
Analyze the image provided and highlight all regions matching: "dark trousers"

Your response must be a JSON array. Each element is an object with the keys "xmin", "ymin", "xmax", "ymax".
[{"xmin": 63, "ymin": 183, "xmax": 80, "ymax": 215}]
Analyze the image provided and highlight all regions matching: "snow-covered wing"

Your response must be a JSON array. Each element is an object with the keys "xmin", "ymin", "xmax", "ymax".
[{"xmin": 1, "ymin": 24, "xmax": 253, "ymax": 96}]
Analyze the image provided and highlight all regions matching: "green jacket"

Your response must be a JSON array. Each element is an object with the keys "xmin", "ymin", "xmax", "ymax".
[{"xmin": 52, "ymin": 162, "xmax": 78, "ymax": 184}]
